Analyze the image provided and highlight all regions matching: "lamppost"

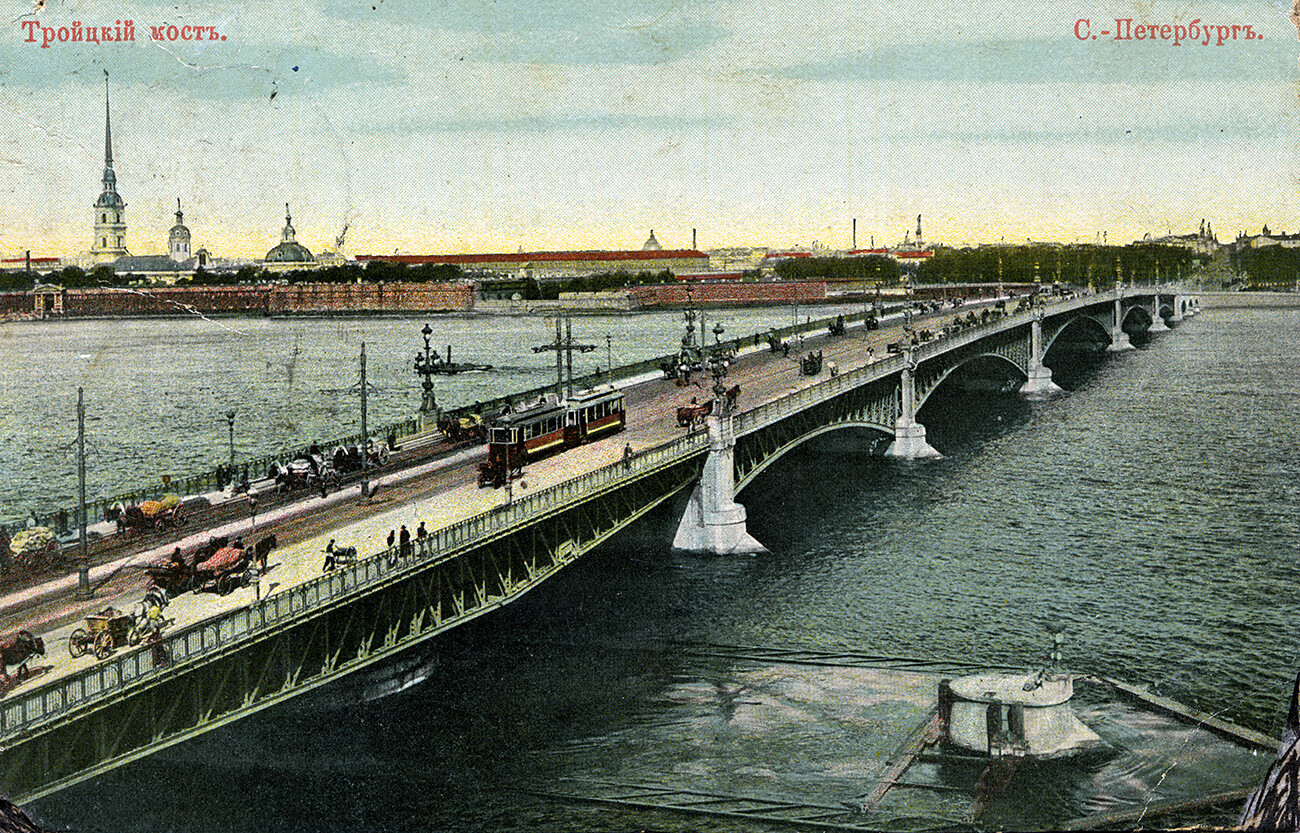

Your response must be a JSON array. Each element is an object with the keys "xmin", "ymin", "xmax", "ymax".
[
  {"xmin": 413, "ymin": 323, "xmax": 440, "ymax": 418},
  {"xmin": 224, "ymin": 410, "xmax": 236, "ymax": 474}
]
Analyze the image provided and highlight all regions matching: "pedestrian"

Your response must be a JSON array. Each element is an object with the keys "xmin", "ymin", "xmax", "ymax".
[
  {"xmin": 0, "ymin": 524, "xmax": 10, "ymax": 574},
  {"xmin": 623, "ymin": 443, "xmax": 633, "ymax": 470},
  {"xmin": 386, "ymin": 528, "xmax": 397, "ymax": 567},
  {"xmin": 248, "ymin": 494, "xmax": 258, "ymax": 527},
  {"xmin": 399, "ymin": 525, "xmax": 411, "ymax": 558},
  {"xmin": 387, "ymin": 529, "xmax": 395, "ymax": 550},
  {"xmin": 416, "ymin": 521, "xmax": 427, "ymax": 553}
]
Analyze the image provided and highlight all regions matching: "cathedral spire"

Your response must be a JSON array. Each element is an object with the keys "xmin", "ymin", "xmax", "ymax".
[
  {"xmin": 92, "ymin": 71, "xmax": 128, "ymax": 262},
  {"xmin": 282, "ymin": 203, "xmax": 296, "ymax": 242},
  {"xmin": 103, "ymin": 71, "xmax": 113, "ymax": 171}
]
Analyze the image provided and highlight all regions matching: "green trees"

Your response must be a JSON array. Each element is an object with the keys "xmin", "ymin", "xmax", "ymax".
[{"xmin": 773, "ymin": 255, "xmax": 899, "ymax": 283}]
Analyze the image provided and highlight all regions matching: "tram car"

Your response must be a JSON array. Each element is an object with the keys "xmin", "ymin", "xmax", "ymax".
[{"xmin": 477, "ymin": 386, "xmax": 626, "ymax": 488}]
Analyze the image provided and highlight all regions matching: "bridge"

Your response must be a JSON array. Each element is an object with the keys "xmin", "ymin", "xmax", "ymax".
[{"xmin": 0, "ymin": 286, "xmax": 1196, "ymax": 803}]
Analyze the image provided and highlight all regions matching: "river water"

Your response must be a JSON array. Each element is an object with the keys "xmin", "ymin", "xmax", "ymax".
[
  {"xmin": 0, "ymin": 304, "xmax": 850, "ymax": 528},
  {"xmin": 21, "ymin": 306, "xmax": 1300, "ymax": 830}
]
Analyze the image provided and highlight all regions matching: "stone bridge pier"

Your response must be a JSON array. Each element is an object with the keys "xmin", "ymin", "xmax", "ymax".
[
  {"xmin": 1021, "ymin": 309, "xmax": 1063, "ymax": 397},
  {"xmin": 886, "ymin": 348, "xmax": 942, "ymax": 460},
  {"xmin": 1149, "ymin": 292, "xmax": 1169, "ymax": 332},
  {"xmin": 1109, "ymin": 287, "xmax": 1133, "ymax": 351},
  {"xmin": 673, "ymin": 410, "xmax": 767, "ymax": 554}
]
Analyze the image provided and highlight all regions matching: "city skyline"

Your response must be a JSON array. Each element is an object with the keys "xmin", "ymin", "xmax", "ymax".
[{"xmin": 1, "ymin": 0, "xmax": 1296, "ymax": 260}]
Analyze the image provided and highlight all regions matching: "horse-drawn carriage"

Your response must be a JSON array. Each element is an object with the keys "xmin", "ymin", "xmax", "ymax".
[
  {"xmin": 331, "ymin": 440, "xmax": 391, "ymax": 474},
  {"xmin": 67, "ymin": 607, "xmax": 142, "ymax": 660},
  {"xmin": 0, "ymin": 631, "xmax": 45, "ymax": 682},
  {"xmin": 436, "ymin": 414, "xmax": 486, "ymax": 444},
  {"xmin": 109, "ymin": 494, "xmax": 186, "ymax": 535},
  {"xmin": 676, "ymin": 398, "xmax": 713, "ymax": 429},
  {"xmin": 800, "ymin": 350, "xmax": 824, "ymax": 376},
  {"xmin": 269, "ymin": 451, "xmax": 341, "ymax": 493},
  {"xmin": 828, "ymin": 315, "xmax": 846, "ymax": 337}
]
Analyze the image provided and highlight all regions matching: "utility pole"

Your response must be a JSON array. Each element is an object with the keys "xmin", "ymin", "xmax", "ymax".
[
  {"xmin": 532, "ymin": 314, "xmax": 595, "ymax": 398},
  {"xmin": 76, "ymin": 387, "xmax": 91, "ymax": 600},
  {"xmin": 360, "ymin": 341, "xmax": 369, "ymax": 467}
]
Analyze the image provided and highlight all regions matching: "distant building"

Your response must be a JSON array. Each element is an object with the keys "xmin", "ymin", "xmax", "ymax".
[
  {"xmin": 169, "ymin": 199, "xmax": 191, "ymax": 262},
  {"xmin": 264, "ymin": 205, "xmax": 317, "ymax": 272},
  {"xmin": 357, "ymin": 247, "xmax": 708, "ymax": 279},
  {"xmin": 642, "ymin": 230, "xmax": 662, "ymax": 251},
  {"xmin": 91, "ymin": 75, "xmax": 129, "ymax": 264}
]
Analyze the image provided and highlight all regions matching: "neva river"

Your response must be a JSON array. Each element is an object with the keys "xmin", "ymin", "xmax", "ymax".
[
  {"xmin": 0, "ymin": 305, "xmax": 853, "ymax": 528},
  {"xmin": 20, "ymin": 306, "xmax": 1300, "ymax": 831}
]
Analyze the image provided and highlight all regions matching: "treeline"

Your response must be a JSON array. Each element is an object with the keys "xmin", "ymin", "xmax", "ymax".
[
  {"xmin": 774, "ymin": 255, "xmax": 899, "ymax": 283},
  {"xmin": 483, "ymin": 269, "xmax": 676, "ymax": 301},
  {"xmin": 918, "ymin": 243, "xmax": 1196, "ymax": 286},
  {"xmin": 178, "ymin": 261, "xmax": 464, "ymax": 285},
  {"xmin": 1230, "ymin": 246, "xmax": 1300, "ymax": 287},
  {"xmin": 0, "ymin": 265, "xmax": 117, "ymax": 291}
]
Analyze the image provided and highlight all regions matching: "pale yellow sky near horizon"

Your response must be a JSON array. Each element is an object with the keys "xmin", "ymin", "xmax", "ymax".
[{"xmin": 3, "ymin": 0, "xmax": 1297, "ymax": 261}]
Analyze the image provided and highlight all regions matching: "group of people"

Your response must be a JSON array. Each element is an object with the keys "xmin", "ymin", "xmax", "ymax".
[{"xmin": 385, "ymin": 522, "xmax": 428, "ymax": 564}]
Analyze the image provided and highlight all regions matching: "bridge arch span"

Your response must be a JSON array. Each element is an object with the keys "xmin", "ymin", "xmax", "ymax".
[
  {"xmin": 735, "ymin": 421, "xmax": 891, "ymax": 493},
  {"xmin": 1042, "ymin": 313, "xmax": 1112, "ymax": 355},
  {"xmin": 1121, "ymin": 303, "xmax": 1155, "ymax": 329},
  {"xmin": 914, "ymin": 351, "xmax": 1027, "ymax": 413}
]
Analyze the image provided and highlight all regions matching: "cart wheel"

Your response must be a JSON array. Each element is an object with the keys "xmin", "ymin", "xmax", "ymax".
[
  {"xmin": 217, "ymin": 574, "xmax": 235, "ymax": 595},
  {"xmin": 94, "ymin": 631, "xmax": 113, "ymax": 660},
  {"xmin": 68, "ymin": 628, "xmax": 88, "ymax": 658}
]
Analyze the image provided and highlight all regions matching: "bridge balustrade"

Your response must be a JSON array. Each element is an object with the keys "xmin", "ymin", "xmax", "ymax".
[
  {"xmin": 0, "ymin": 429, "xmax": 709, "ymax": 741},
  {"xmin": 2, "ymin": 292, "xmax": 1147, "ymax": 740}
]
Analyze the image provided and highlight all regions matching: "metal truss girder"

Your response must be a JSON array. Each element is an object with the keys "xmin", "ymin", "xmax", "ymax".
[
  {"xmin": 1, "ymin": 457, "xmax": 701, "ymax": 805},
  {"xmin": 733, "ymin": 375, "xmax": 899, "ymax": 486}
]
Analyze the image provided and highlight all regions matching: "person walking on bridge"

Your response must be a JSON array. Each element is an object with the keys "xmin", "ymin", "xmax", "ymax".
[
  {"xmin": 399, "ymin": 525, "xmax": 411, "ymax": 559},
  {"xmin": 416, "ymin": 521, "xmax": 427, "ymax": 554}
]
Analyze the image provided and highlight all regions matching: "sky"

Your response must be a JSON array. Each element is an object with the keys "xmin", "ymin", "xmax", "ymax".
[{"xmin": 1, "ymin": 0, "xmax": 1298, "ymax": 260}]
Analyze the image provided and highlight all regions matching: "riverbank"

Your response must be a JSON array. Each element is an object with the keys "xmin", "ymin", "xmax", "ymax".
[{"xmin": 1199, "ymin": 290, "xmax": 1300, "ymax": 308}]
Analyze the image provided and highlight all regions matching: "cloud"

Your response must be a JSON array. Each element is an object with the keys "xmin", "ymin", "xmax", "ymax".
[{"xmin": 774, "ymin": 36, "xmax": 1296, "ymax": 86}]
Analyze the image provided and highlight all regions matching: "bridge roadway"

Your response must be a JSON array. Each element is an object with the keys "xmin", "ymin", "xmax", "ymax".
[{"xmin": 0, "ymin": 287, "xmax": 1182, "ymax": 802}]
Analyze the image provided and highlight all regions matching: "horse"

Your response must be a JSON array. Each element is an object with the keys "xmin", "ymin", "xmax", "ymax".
[
  {"xmin": 0, "ymin": 630, "xmax": 45, "ymax": 683},
  {"xmin": 323, "ymin": 539, "xmax": 358, "ymax": 571}
]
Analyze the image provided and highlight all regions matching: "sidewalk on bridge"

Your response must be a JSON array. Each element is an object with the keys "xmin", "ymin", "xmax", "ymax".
[
  {"xmin": 0, "ymin": 444, "xmax": 488, "ymax": 622},
  {"xmin": 1, "ymin": 305, "xmax": 916, "ymax": 626}
]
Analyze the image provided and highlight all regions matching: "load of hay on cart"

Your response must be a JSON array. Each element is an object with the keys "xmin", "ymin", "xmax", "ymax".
[
  {"xmin": 9, "ymin": 527, "xmax": 60, "ymax": 571},
  {"xmin": 107, "ymin": 494, "xmax": 186, "ymax": 535}
]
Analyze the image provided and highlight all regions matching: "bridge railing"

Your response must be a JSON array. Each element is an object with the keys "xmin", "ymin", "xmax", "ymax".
[
  {"xmin": 2, "ymin": 291, "xmax": 1139, "ymax": 738},
  {"xmin": 733, "ymin": 290, "xmax": 1124, "ymax": 437},
  {"xmin": 0, "ymin": 426, "xmax": 709, "ymax": 741}
]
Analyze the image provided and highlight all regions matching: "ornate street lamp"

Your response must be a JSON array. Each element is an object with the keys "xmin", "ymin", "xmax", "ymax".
[
  {"xmin": 224, "ymin": 410, "xmax": 236, "ymax": 472},
  {"xmin": 413, "ymin": 323, "xmax": 440, "ymax": 417}
]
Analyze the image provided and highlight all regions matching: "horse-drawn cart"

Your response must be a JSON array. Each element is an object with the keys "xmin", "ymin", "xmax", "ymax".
[
  {"xmin": 68, "ymin": 607, "xmax": 139, "ymax": 660},
  {"xmin": 676, "ymin": 399, "xmax": 713, "ymax": 429},
  {"xmin": 194, "ymin": 544, "xmax": 252, "ymax": 595},
  {"xmin": 111, "ymin": 494, "xmax": 186, "ymax": 534}
]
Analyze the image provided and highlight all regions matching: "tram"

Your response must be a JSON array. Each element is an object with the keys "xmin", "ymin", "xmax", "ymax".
[{"xmin": 477, "ymin": 385, "xmax": 626, "ymax": 488}]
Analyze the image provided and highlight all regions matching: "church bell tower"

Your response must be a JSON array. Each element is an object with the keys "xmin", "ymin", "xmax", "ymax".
[{"xmin": 91, "ymin": 72, "xmax": 129, "ymax": 264}]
